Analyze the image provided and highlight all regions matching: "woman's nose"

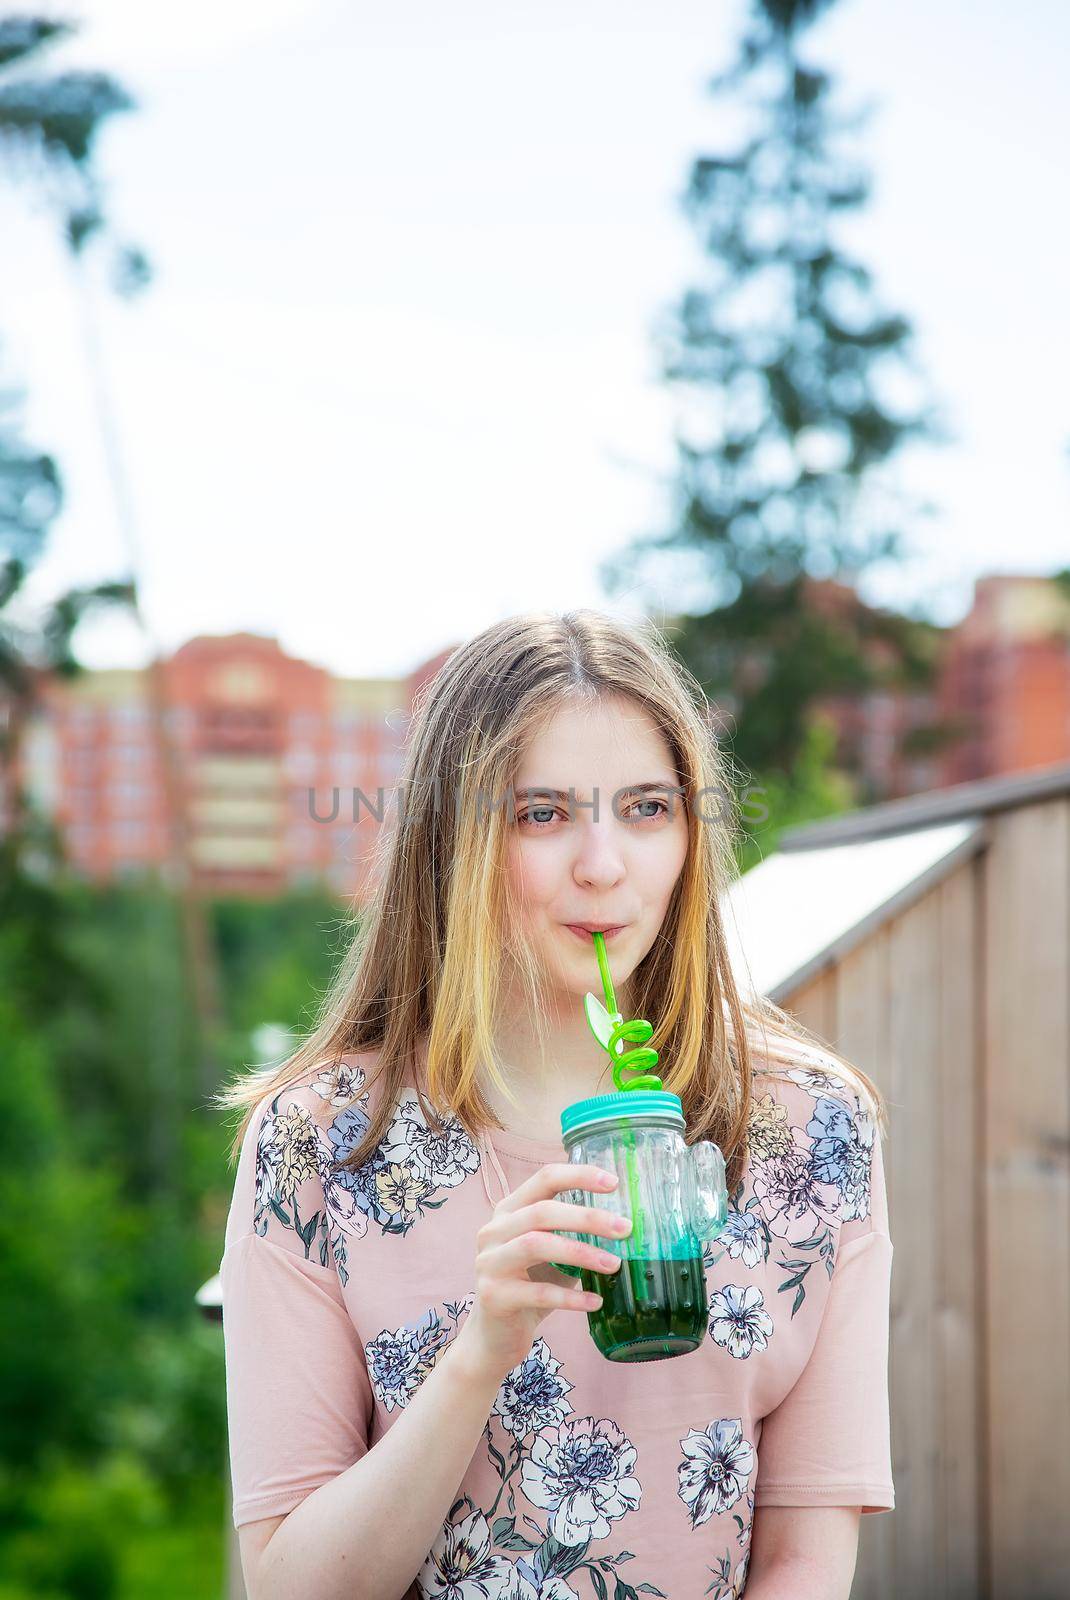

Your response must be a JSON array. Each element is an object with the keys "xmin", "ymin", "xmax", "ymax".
[{"xmin": 572, "ymin": 828, "xmax": 625, "ymax": 889}]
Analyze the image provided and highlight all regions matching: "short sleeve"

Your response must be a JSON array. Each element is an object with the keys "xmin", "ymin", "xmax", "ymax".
[
  {"xmin": 754, "ymin": 1119, "xmax": 894, "ymax": 1514},
  {"xmin": 219, "ymin": 1083, "xmax": 375, "ymax": 1527}
]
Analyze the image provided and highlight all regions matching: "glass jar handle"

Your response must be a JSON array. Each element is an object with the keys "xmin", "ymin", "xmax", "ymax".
[{"xmin": 688, "ymin": 1140, "xmax": 728, "ymax": 1241}]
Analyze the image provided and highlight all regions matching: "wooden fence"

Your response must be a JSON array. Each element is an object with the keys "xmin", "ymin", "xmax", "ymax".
[{"xmin": 785, "ymin": 795, "xmax": 1070, "ymax": 1599}]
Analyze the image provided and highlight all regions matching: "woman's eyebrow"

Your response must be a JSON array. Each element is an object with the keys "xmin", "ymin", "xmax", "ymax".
[{"xmin": 514, "ymin": 781, "xmax": 684, "ymax": 800}]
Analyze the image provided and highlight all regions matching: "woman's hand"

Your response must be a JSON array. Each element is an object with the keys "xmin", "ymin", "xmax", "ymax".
[{"xmin": 454, "ymin": 1162, "xmax": 633, "ymax": 1381}]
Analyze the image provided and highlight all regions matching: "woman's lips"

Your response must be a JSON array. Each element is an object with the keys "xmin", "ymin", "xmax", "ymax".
[{"xmin": 565, "ymin": 924, "xmax": 625, "ymax": 941}]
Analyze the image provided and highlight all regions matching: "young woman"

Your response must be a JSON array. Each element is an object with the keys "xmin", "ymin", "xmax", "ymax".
[{"xmin": 215, "ymin": 610, "xmax": 894, "ymax": 1600}]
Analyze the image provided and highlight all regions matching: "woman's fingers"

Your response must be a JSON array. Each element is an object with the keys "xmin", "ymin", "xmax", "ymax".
[
  {"xmin": 462, "ymin": 1160, "xmax": 622, "ymax": 1377},
  {"xmin": 484, "ymin": 1195, "xmax": 630, "ymax": 1244},
  {"xmin": 492, "ymin": 1162, "xmax": 617, "ymax": 1213},
  {"xmin": 476, "ymin": 1276, "xmax": 604, "ymax": 1314},
  {"xmin": 488, "ymin": 1227, "xmax": 624, "ymax": 1280},
  {"xmin": 475, "ymin": 1164, "xmax": 630, "ymax": 1275}
]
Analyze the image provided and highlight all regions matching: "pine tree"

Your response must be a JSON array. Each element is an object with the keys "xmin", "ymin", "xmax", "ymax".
[{"xmin": 605, "ymin": 0, "xmax": 945, "ymax": 802}]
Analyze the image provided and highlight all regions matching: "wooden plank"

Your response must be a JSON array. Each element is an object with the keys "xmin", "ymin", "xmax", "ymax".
[
  {"xmin": 786, "ymin": 967, "xmax": 837, "ymax": 1043},
  {"xmin": 884, "ymin": 889, "xmax": 943, "ymax": 1595},
  {"xmin": 983, "ymin": 800, "xmax": 1070, "ymax": 1596},
  {"xmin": 833, "ymin": 925, "xmax": 897, "ymax": 1600},
  {"xmin": 834, "ymin": 857, "xmax": 985, "ymax": 1600},
  {"xmin": 936, "ymin": 857, "xmax": 983, "ymax": 1598}
]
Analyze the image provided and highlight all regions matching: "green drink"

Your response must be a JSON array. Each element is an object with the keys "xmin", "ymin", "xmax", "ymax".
[{"xmin": 577, "ymin": 1252, "xmax": 709, "ymax": 1362}]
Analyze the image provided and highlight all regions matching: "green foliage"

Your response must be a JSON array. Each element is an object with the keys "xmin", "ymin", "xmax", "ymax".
[
  {"xmin": 0, "ymin": 15, "xmax": 235, "ymax": 1593},
  {"xmin": 0, "ymin": 381, "xmax": 61, "ymax": 568},
  {"xmin": 0, "ymin": 1002, "xmax": 144, "ymax": 1471},
  {"xmin": 0, "ymin": 11, "xmax": 147, "ymax": 852},
  {"xmin": 0, "ymin": 12, "xmax": 146, "ymax": 259},
  {"xmin": 734, "ymin": 714, "xmax": 856, "ymax": 875},
  {"xmin": 103, "ymin": 1321, "xmax": 229, "ymax": 1497},
  {"xmin": 0, "ymin": 1450, "xmax": 164, "ymax": 1600},
  {"xmin": 1051, "ymin": 567, "xmax": 1070, "ymax": 609},
  {"xmin": 0, "ymin": 1448, "xmax": 222, "ymax": 1598},
  {"xmin": 0, "ymin": 848, "xmax": 355, "ymax": 1592},
  {"xmin": 115, "ymin": 1478, "xmax": 225, "ymax": 1599},
  {"xmin": 210, "ymin": 887, "xmax": 352, "ymax": 1039}
]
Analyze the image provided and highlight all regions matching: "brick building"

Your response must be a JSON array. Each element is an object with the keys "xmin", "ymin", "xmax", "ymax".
[
  {"xmin": 937, "ymin": 573, "xmax": 1070, "ymax": 784},
  {"xmin": 16, "ymin": 633, "xmax": 416, "ymax": 898},
  {"xmin": 803, "ymin": 572, "xmax": 1070, "ymax": 800}
]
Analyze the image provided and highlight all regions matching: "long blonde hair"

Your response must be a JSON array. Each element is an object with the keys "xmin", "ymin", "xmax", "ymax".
[{"xmin": 212, "ymin": 609, "xmax": 887, "ymax": 1195}]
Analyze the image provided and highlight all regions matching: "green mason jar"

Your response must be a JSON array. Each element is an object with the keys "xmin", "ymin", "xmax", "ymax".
[{"xmin": 550, "ymin": 1089, "xmax": 728, "ymax": 1363}]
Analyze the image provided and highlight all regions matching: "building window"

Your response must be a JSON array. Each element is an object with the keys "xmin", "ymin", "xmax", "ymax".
[
  {"xmin": 110, "ymin": 704, "xmax": 151, "ymax": 728},
  {"xmin": 286, "ymin": 747, "xmax": 317, "ymax": 780},
  {"xmin": 163, "ymin": 707, "xmax": 194, "ymax": 739},
  {"xmin": 329, "ymin": 751, "xmax": 363, "ymax": 782},
  {"xmin": 287, "ymin": 827, "xmax": 318, "ymax": 858},
  {"xmin": 113, "ymin": 819, "xmax": 150, "ymax": 848},
  {"xmin": 112, "ymin": 744, "xmax": 150, "ymax": 771},
  {"xmin": 378, "ymin": 746, "xmax": 407, "ymax": 779},
  {"xmin": 69, "ymin": 751, "xmax": 98, "ymax": 780},
  {"xmin": 110, "ymin": 780, "xmax": 150, "ymax": 806}
]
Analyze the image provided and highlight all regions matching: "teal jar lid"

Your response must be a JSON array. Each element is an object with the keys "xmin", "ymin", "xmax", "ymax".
[{"xmin": 560, "ymin": 1089, "xmax": 684, "ymax": 1142}]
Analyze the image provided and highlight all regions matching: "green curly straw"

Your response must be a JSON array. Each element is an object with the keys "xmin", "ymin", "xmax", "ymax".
[
  {"xmin": 591, "ymin": 930, "xmax": 663, "ymax": 1093},
  {"xmin": 588, "ymin": 929, "xmax": 661, "ymax": 1258}
]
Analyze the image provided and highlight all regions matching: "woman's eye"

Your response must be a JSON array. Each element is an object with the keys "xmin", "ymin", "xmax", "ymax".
[
  {"xmin": 517, "ymin": 806, "xmax": 558, "ymax": 828},
  {"xmin": 517, "ymin": 798, "xmax": 670, "ymax": 829},
  {"xmin": 632, "ymin": 798, "xmax": 669, "ymax": 821}
]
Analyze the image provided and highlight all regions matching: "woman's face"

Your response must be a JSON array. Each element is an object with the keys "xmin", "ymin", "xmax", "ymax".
[{"xmin": 504, "ymin": 693, "xmax": 690, "ymax": 1012}]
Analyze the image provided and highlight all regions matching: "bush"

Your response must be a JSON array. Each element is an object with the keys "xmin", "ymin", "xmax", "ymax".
[
  {"xmin": 103, "ymin": 1318, "xmax": 227, "ymax": 1498},
  {"xmin": 0, "ymin": 1449, "xmax": 164, "ymax": 1600}
]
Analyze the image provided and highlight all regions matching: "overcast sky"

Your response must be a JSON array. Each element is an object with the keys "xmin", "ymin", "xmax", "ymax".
[{"xmin": 2, "ymin": 0, "xmax": 1068, "ymax": 680}]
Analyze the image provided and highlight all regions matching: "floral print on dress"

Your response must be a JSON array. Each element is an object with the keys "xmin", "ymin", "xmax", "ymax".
[
  {"xmin": 703, "ymin": 1478, "xmax": 754, "ymax": 1593},
  {"xmin": 500, "ymin": 1564, "xmax": 582, "ymax": 1600},
  {"xmin": 520, "ymin": 1416, "xmax": 642, "ymax": 1544},
  {"xmin": 784, "ymin": 1065, "xmax": 876, "ymax": 1227},
  {"xmin": 252, "ymin": 1094, "xmax": 342, "ymax": 1271},
  {"xmin": 677, "ymin": 1418, "xmax": 755, "ymax": 1527},
  {"xmin": 805, "ymin": 1093, "xmax": 875, "ymax": 1223},
  {"xmin": 417, "ymin": 1502, "xmax": 516, "ymax": 1598},
  {"xmin": 714, "ymin": 1204, "xmax": 771, "ymax": 1271},
  {"xmin": 249, "ymin": 1060, "xmax": 881, "ymax": 1594},
  {"xmin": 365, "ymin": 1293, "xmax": 475, "ymax": 1412},
  {"xmin": 786, "ymin": 1061, "xmax": 850, "ymax": 1098},
  {"xmin": 331, "ymin": 1087, "xmax": 480, "ymax": 1240},
  {"xmin": 252, "ymin": 1071, "xmax": 373, "ymax": 1284},
  {"xmin": 746, "ymin": 1093, "xmax": 841, "ymax": 1240},
  {"xmin": 707, "ymin": 1549, "xmax": 750, "ymax": 1600},
  {"xmin": 251, "ymin": 1066, "xmax": 483, "ymax": 1287},
  {"xmin": 706, "ymin": 1488, "xmax": 755, "ymax": 1600},
  {"xmin": 308, "ymin": 1058, "xmax": 369, "ymax": 1108},
  {"xmin": 716, "ymin": 1071, "xmax": 877, "ymax": 1318},
  {"xmin": 494, "ymin": 1341, "xmax": 575, "ymax": 1439},
  {"xmin": 707, "ymin": 1284, "xmax": 775, "ymax": 1360},
  {"xmin": 417, "ymin": 1338, "xmax": 664, "ymax": 1600}
]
